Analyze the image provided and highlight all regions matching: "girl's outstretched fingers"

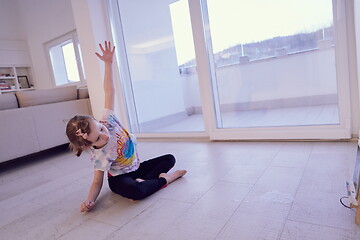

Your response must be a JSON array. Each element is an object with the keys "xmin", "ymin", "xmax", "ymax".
[
  {"xmin": 159, "ymin": 170, "xmax": 187, "ymax": 184},
  {"xmin": 95, "ymin": 41, "xmax": 115, "ymax": 63},
  {"xmin": 99, "ymin": 42, "xmax": 105, "ymax": 53}
]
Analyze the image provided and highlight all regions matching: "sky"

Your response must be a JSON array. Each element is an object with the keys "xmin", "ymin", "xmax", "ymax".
[{"xmin": 170, "ymin": 0, "xmax": 333, "ymax": 65}]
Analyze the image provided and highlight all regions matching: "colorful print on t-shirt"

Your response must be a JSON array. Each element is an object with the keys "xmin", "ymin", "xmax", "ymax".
[{"xmin": 91, "ymin": 109, "xmax": 140, "ymax": 176}]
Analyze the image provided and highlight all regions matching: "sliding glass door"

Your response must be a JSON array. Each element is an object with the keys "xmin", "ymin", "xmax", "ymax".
[
  {"xmin": 193, "ymin": 0, "xmax": 351, "ymax": 139},
  {"xmin": 108, "ymin": 0, "xmax": 352, "ymax": 140},
  {"xmin": 108, "ymin": 0, "xmax": 205, "ymax": 134},
  {"xmin": 206, "ymin": 0, "xmax": 339, "ymax": 128}
]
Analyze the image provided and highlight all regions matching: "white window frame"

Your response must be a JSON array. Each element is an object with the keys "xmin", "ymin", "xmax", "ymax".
[{"xmin": 45, "ymin": 31, "xmax": 86, "ymax": 87}]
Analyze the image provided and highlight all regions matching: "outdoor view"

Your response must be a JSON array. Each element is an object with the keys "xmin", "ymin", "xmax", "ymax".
[
  {"xmin": 173, "ymin": 0, "xmax": 333, "ymax": 66},
  {"xmin": 113, "ymin": 0, "xmax": 339, "ymax": 133},
  {"xmin": 171, "ymin": 0, "xmax": 338, "ymax": 129}
]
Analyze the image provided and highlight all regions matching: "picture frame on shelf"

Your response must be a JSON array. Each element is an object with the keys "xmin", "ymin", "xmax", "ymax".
[{"xmin": 18, "ymin": 76, "xmax": 30, "ymax": 89}]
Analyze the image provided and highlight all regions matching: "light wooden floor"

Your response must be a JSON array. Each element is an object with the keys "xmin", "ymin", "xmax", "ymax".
[{"xmin": 1, "ymin": 141, "xmax": 360, "ymax": 240}]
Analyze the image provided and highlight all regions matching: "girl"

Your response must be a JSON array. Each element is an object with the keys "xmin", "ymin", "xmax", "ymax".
[{"xmin": 66, "ymin": 41, "xmax": 186, "ymax": 212}]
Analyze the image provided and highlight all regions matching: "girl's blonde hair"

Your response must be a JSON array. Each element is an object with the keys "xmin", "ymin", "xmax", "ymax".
[{"xmin": 66, "ymin": 115, "xmax": 93, "ymax": 156}]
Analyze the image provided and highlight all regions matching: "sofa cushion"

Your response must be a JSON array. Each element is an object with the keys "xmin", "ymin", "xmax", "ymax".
[
  {"xmin": 16, "ymin": 86, "xmax": 77, "ymax": 108},
  {"xmin": 0, "ymin": 93, "xmax": 18, "ymax": 110},
  {"xmin": 78, "ymin": 87, "xmax": 89, "ymax": 99}
]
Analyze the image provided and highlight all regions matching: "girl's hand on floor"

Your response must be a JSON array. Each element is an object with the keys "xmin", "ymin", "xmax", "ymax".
[{"xmin": 80, "ymin": 200, "xmax": 95, "ymax": 212}]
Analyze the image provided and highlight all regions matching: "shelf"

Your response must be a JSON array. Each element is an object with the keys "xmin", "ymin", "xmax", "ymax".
[
  {"xmin": 0, "ymin": 66, "xmax": 32, "ymax": 94},
  {"xmin": 20, "ymin": 87, "xmax": 34, "ymax": 91},
  {"xmin": 0, "ymin": 89, "xmax": 16, "ymax": 93},
  {"xmin": 0, "ymin": 87, "xmax": 34, "ymax": 93}
]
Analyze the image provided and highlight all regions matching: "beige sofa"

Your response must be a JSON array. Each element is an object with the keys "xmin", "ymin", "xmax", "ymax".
[{"xmin": 0, "ymin": 85, "xmax": 92, "ymax": 163}]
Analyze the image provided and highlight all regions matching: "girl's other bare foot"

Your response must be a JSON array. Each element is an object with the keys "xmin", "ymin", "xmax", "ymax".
[{"xmin": 159, "ymin": 170, "xmax": 187, "ymax": 184}]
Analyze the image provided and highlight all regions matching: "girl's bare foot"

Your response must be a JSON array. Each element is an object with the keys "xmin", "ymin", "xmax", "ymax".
[
  {"xmin": 159, "ymin": 170, "xmax": 187, "ymax": 184},
  {"xmin": 135, "ymin": 178, "xmax": 145, "ymax": 182}
]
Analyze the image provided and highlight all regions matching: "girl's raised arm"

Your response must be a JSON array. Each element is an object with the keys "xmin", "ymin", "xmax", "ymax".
[{"xmin": 95, "ymin": 41, "xmax": 115, "ymax": 110}]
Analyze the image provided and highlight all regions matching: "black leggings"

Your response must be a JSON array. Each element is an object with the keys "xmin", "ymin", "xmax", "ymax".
[{"xmin": 108, "ymin": 154, "xmax": 175, "ymax": 200}]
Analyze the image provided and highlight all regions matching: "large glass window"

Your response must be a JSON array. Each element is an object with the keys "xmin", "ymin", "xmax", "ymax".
[{"xmin": 46, "ymin": 31, "xmax": 86, "ymax": 87}]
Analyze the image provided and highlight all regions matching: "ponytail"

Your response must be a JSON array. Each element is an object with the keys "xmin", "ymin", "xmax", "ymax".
[{"xmin": 66, "ymin": 115, "xmax": 93, "ymax": 156}]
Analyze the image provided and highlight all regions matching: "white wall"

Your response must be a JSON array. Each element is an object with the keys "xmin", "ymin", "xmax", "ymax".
[
  {"xmin": 184, "ymin": 48, "xmax": 337, "ymax": 108},
  {"xmin": 355, "ymin": 1, "xmax": 360, "ymax": 135},
  {"xmin": 356, "ymin": 0, "xmax": 360, "ymax": 77},
  {"xmin": 15, "ymin": 0, "xmax": 76, "ymax": 89},
  {"xmin": 347, "ymin": 0, "xmax": 360, "ymax": 139},
  {"xmin": 0, "ymin": 0, "xmax": 30, "ymax": 66},
  {"xmin": 71, "ymin": 0, "xmax": 121, "ymax": 121},
  {"xmin": 0, "ymin": 0, "xmax": 24, "ymax": 40},
  {"xmin": 223, "ymin": 49, "xmax": 337, "ymax": 104}
]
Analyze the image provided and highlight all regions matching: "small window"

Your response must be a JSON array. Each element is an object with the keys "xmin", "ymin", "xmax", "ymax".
[{"xmin": 46, "ymin": 31, "xmax": 86, "ymax": 86}]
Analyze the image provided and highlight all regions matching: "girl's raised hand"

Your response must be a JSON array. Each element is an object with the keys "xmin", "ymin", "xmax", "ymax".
[{"xmin": 95, "ymin": 41, "xmax": 115, "ymax": 63}]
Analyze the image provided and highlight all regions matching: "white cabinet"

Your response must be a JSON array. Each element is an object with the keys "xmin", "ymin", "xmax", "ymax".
[{"xmin": 0, "ymin": 66, "xmax": 33, "ymax": 94}]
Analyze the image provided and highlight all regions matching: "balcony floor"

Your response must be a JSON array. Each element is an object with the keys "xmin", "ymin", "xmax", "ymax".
[{"xmin": 151, "ymin": 104, "xmax": 339, "ymax": 132}]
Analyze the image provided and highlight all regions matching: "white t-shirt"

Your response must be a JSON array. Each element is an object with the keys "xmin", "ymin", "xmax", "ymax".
[{"xmin": 90, "ymin": 109, "xmax": 140, "ymax": 176}]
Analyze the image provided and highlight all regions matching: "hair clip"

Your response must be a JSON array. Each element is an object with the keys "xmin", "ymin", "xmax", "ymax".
[{"xmin": 76, "ymin": 129, "xmax": 88, "ymax": 139}]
